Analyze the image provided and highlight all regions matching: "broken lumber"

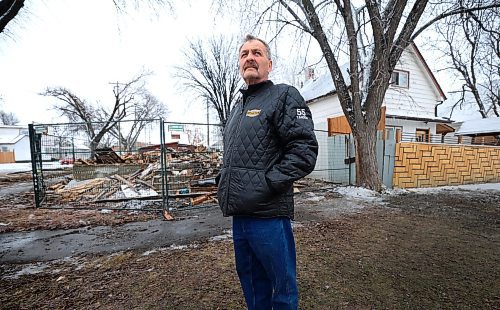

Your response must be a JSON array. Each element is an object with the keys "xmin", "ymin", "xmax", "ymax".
[
  {"xmin": 190, "ymin": 194, "xmax": 211, "ymax": 206},
  {"xmin": 112, "ymin": 174, "xmax": 136, "ymax": 190}
]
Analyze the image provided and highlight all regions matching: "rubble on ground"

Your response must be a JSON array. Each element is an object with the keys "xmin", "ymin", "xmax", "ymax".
[{"xmin": 43, "ymin": 143, "xmax": 221, "ymax": 209}]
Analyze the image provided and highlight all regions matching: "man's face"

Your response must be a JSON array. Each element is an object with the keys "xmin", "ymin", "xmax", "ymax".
[{"xmin": 239, "ymin": 40, "xmax": 273, "ymax": 85}]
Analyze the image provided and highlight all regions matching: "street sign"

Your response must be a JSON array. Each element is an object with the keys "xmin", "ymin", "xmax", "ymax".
[
  {"xmin": 168, "ymin": 124, "xmax": 184, "ymax": 132},
  {"xmin": 34, "ymin": 125, "xmax": 48, "ymax": 135}
]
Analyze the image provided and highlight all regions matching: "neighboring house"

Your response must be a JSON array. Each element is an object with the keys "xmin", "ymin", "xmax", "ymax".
[
  {"xmin": 453, "ymin": 118, "xmax": 500, "ymax": 145},
  {"xmin": 0, "ymin": 125, "xmax": 31, "ymax": 162},
  {"xmin": 300, "ymin": 43, "xmax": 453, "ymax": 142},
  {"xmin": 1, "ymin": 125, "xmax": 93, "ymax": 163}
]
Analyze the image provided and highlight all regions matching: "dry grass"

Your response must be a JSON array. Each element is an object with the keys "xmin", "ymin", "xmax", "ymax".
[{"xmin": 1, "ymin": 190, "xmax": 499, "ymax": 309}]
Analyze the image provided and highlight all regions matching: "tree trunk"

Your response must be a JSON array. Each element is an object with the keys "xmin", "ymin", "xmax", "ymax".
[
  {"xmin": 90, "ymin": 140, "xmax": 99, "ymax": 159},
  {"xmin": 0, "ymin": 0, "xmax": 25, "ymax": 34},
  {"xmin": 353, "ymin": 125, "xmax": 381, "ymax": 191}
]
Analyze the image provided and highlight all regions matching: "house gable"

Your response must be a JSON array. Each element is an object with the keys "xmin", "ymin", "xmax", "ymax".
[
  {"xmin": 301, "ymin": 43, "xmax": 448, "ymax": 135},
  {"xmin": 385, "ymin": 44, "xmax": 446, "ymax": 120}
]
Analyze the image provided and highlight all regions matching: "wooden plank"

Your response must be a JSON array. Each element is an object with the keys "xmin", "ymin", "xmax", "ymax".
[{"xmin": 0, "ymin": 151, "xmax": 15, "ymax": 164}]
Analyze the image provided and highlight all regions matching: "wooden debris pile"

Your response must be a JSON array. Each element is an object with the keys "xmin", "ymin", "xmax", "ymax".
[
  {"xmin": 74, "ymin": 148, "xmax": 160, "ymax": 165},
  {"xmin": 164, "ymin": 144, "xmax": 220, "ymax": 206},
  {"xmin": 45, "ymin": 143, "xmax": 222, "ymax": 208},
  {"xmin": 48, "ymin": 162, "xmax": 160, "ymax": 203},
  {"xmin": 0, "ymin": 172, "xmax": 33, "ymax": 185}
]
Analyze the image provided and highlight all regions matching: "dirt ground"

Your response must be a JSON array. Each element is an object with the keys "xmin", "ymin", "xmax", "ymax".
[{"xmin": 0, "ymin": 180, "xmax": 499, "ymax": 309}]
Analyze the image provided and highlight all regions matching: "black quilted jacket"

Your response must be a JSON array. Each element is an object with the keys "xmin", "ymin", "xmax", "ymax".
[{"xmin": 216, "ymin": 80, "xmax": 318, "ymax": 219}]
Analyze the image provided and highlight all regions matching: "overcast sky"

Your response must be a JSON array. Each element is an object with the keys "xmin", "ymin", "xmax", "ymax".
[
  {"xmin": 0, "ymin": 0, "xmax": 481, "ymax": 127},
  {"xmin": 0, "ymin": 0, "xmax": 239, "ymax": 125}
]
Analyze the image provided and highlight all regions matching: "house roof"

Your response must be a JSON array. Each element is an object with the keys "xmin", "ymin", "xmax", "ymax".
[
  {"xmin": 386, "ymin": 114, "xmax": 452, "ymax": 123},
  {"xmin": 300, "ymin": 64, "xmax": 349, "ymax": 102},
  {"xmin": 0, "ymin": 125, "xmax": 25, "ymax": 129},
  {"xmin": 299, "ymin": 43, "xmax": 446, "ymax": 102},
  {"xmin": 0, "ymin": 134, "xmax": 26, "ymax": 144},
  {"xmin": 455, "ymin": 118, "xmax": 500, "ymax": 136},
  {"xmin": 411, "ymin": 43, "xmax": 447, "ymax": 100}
]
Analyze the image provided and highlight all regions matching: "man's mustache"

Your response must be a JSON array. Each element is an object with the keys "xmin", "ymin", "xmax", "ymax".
[{"xmin": 243, "ymin": 61, "xmax": 258, "ymax": 70}]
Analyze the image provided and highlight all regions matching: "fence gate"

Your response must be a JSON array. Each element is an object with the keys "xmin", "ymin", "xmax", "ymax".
[
  {"xmin": 312, "ymin": 130, "xmax": 396, "ymax": 188},
  {"xmin": 28, "ymin": 119, "xmax": 224, "ymax": 217},
  {"xmin": 29, "ymin": 124, "xmax": 47, "ymax": 207},
  {"xmin": 28, "ymin": 119, "xmax": 169, "ymax": 212},
  {"xmin": 381, "ymin": 128, "xmax": 396, "ymax": 188},
  {"xmin": 327, "ymin": 134, "xmax": 355, "ymax": 185}
]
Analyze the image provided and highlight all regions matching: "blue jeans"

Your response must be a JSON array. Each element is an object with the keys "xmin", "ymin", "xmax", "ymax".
[{"xmin": 232, "ymin": 216, "xmax": 298, "ymax": 310}]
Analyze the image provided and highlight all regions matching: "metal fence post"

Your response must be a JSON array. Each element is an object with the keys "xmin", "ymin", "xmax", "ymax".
[
  {"xmin": 159, "ymin": 119, "xmax": 169, "ymax": 213},
  {"xmin": 29, "ymin": 124, "xmax": 45, "ymax": 208}
]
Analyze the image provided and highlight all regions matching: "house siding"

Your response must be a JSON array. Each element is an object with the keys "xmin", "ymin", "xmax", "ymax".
[
  {"xmin": 308, "ymin": 96, "xmax": 343, "ymax": 131},
  {"xmin": 386, "ymin": 118, "xmax": 437, "ymax": 135},
  {"xmin": 14, "ymin": 136, "xmax": 31, "ymax": 161},
  {"xmin": 384, "ymin": 46, "xmax": 443, "ymax": 120},
  {"xmin": 305, "ymin": 45, "xmax": 445, "ymax": 136}
]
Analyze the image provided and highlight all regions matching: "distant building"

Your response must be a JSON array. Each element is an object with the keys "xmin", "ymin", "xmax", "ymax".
[{"xmin": 0, "ymin": 125, "xmax": 30, "ymax": 162}]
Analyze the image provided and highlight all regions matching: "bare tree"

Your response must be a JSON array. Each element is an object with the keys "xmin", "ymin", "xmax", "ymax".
[
  {"xmin": 224, "ymin": 0, "xmax": 500, "ymax": 191},
  {"xmin": 0, "ymin": 94, "xmax": 19, "ymax": 125},
  {"xmin": 0, "ymin": 110, "xmax": 19, "ymax": 125},
  {"xmin": 0, "ymin": 0, "xmax": 171, "ymax": 36},
  {"xmin": 104, "ymin": 89, "xmax": 168, "ymax": 152},
  {"xmin": 41, "ymin": 73, "xmax": 160, "ymax": 157},
  {"xmin": 176, "ymin": 36, "xmax": 244, "ymax": 128},
  {"xmin": 434, "ymin": 5, "xmax": 499, "ymax": 119}
]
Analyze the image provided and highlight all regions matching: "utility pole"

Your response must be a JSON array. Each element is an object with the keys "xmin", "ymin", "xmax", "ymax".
[
  {"xmin": 115, "ymin": 82, "xmax": 121, "ymax": 155},
  {"xmin": 110, "ymin": 81, "xmax": 124, "ymax": 155},
  {"xmin": 206, "ymin": 99, "xmax": 210, "ymax": 148}
]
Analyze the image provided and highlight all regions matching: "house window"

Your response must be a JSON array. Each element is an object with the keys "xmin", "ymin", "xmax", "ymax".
[
  {"xmin": 171, "ymin": 133, "xmax": 181, "ymax": 140},
  {"xmin": 416, "ymin": 128, "xmax": 430, "ymax": 142},
  {"xmin": 391, "ymin": 70, "xmax": 409, "ymax": 88}
]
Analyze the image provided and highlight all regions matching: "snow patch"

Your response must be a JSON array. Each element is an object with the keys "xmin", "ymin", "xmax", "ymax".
[
  {"xmin": 2, "ymin": 262, "xmax": 51, "ymax": 279},
  {"xmin": 332, "ymin": 186, "xmax": 381, "ymax": 201},
  {"xmin": 305, "ymin": 192, "xmax": 325, "ymax": 202},
  {"xmin": 142, "ymin": 249, "xmax": 158, "ymax": 256},
  {"xmin": 407, "ymin": 183, "xmax": 500, "ymax": 193},
  {"xmin": 209, "ymin": 230, "xmax": 232, "ymax": 242}
]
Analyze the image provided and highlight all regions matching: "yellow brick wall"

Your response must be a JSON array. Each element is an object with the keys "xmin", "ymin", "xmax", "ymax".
[{"xmin": 393, "ymin": 142, "xmax": 500, "ymax": 188}]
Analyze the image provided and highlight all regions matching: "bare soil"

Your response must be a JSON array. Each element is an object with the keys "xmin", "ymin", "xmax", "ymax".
[{"xmin": 0, "ymin": 185, "xmax": 499, "ymax": 309}]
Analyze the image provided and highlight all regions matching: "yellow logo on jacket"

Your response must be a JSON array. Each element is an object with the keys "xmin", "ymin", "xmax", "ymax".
[{"xmin": 246, "ymin": 109, "xmax": 261, "ymax": 117}]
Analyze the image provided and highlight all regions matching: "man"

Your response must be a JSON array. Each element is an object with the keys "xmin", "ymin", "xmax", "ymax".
[{"xmin": 216, "ymin": 34, "xmax": 318, "ymax": 309}]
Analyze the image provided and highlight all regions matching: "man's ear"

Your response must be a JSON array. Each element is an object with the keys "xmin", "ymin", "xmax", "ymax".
[{"xmin": 268, "ymin": 60, "xmax": 273, "ymax": 73}]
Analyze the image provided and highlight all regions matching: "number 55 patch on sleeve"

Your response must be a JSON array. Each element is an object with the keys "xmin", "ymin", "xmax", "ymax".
[{"xmin": 296, "ymin": 108, "xmax": 309, "ymax": 119}]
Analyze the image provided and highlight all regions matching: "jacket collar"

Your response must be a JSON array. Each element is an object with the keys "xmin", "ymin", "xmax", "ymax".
[{"xmin": 240, "ymin": 80, "xmax": 273, "ymax": 102}]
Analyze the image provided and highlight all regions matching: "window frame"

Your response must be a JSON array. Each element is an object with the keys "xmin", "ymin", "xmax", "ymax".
[{"xmin": 390, "ymin": 69, "xmax": 410, "ymax": 88}]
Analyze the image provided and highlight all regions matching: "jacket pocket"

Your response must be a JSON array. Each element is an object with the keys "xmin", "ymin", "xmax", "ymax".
[{"xmin": 231, "ymin": 168, "xmax": 274, "ymax": 208}]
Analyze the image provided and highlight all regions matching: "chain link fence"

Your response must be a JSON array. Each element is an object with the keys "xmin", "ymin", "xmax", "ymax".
[
  {"xmin": 29, "ymin": 120, "xmax": 224, "ymax": 217},
  {"xmin": 29, "ymin": 120, "xmax": 355, "ymax": 218}
]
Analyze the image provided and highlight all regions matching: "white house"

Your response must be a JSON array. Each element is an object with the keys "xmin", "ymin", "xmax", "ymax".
[
  {"xmin": 300, "ymin": 43, "xmax": 453, "ymax": 142},
  {"xmin": 0, "ymin": 125, "xmax": 31, "ymax": 162},
  {"xmin": 453, "ymin": 117, "xmax": 500, "ymax": 145}
]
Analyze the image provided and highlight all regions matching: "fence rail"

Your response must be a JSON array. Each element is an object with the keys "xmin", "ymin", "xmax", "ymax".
[{"xmin": 400, "ymin": 132, "xmax": 500, "ymax": 146}]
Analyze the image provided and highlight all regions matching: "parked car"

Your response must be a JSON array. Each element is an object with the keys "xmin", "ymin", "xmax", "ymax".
[{"xmin": 59, "ymin": 158, "xmax": 74, "ymax": 165}]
